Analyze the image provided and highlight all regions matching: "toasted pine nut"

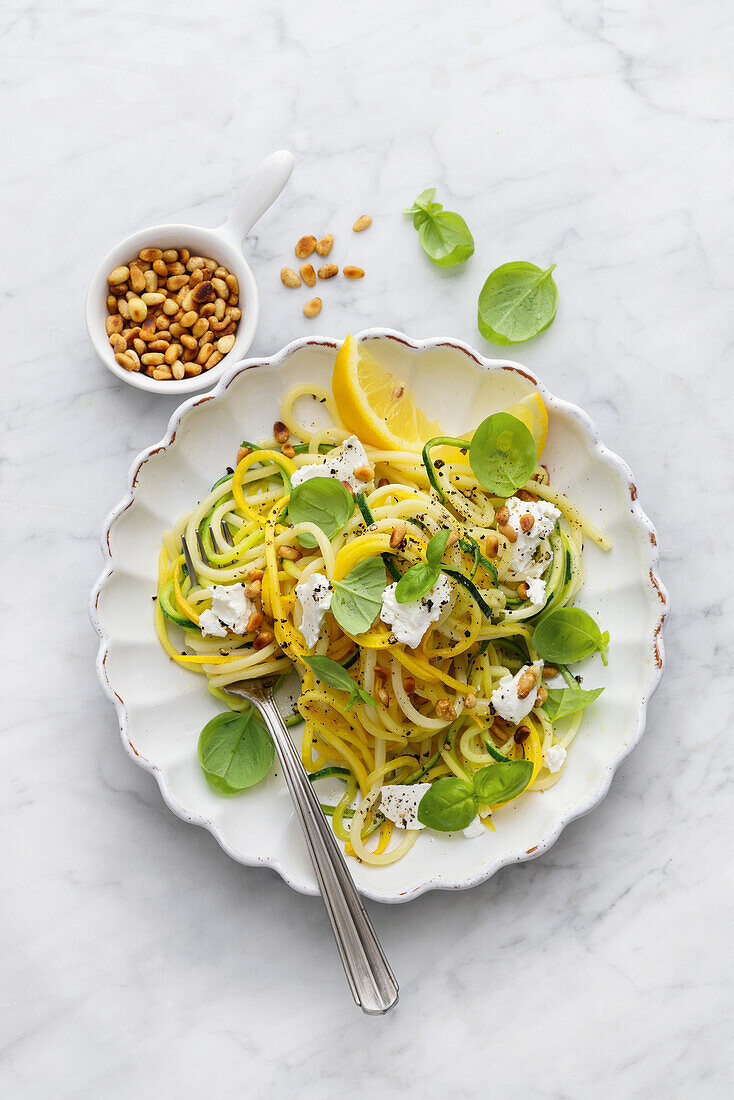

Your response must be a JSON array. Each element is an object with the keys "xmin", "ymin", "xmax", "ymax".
[
  {"xmin": 282, "ymin": 443, "xmax": 296, "ymax": 459},
  {"xmin": 141, "ymin": 292, "xmax": 165, "ymax": 306},
  {"xmin": 435, "ymin": 699, "xmax": 457, "ymax": 721},
  {"xmin": 515, "ymin": 726, "xmax": 531, "ymax": 744},
  {"xmin": 169, "ymin": 322, "xmax": 183, "ymax": 337},
  {"xmin": 152, "ymin": 368, "xmax": 173, "ymax": 380},
  {"xmin": 281, "ymin": 266, "xmax": 301, "ymax": 288},
  {"xmin": 179, "ymin": 248, "xmax": 190, "ymax": 263},
  {"xmin": 498, "ymin": 523, "xmax": 517, "ymax": 543},
  {"xmin": 520, "ymin": 513, "xmax": 535, "ymax": 532},
  {"xmin": 186, "ymin": 256, "xmax": 205, "ymax": 272},
  {"xmin": 180, "ymin": 310, "xmax": 197, "ymax": 328},
  {"xmin": 374, "ymin": 666, "xmax": 388, "ymax": 684},
  {"xmin": 115, "ymin": 352, "xmax": 135, "ymax": 371},
  {"xmin": 133, "ymin": 338, "xmax": 145, "ymax": 355},
  {"xmin": 152, "ymin": 259, "xmax": 168, "ymax": 277},
  {"xmin": 108, "ymin": 266, "xmax": 129, "ymax": 285},
  {"xmin": 109, "ymin": 333, "xmax": 126, "ymax": 354},
  {"xmin": 148, "ymin": 339, "xmax": 170, "ymax": 352},
  {"xmin": 373, "ymin": 686, "xmax": 388, "ymax": 707},
  {"xmin": 167, "ymin": 274, "xmax": 189, "ymax": 291},
  {"xmin": 303, "ymin": 297, "xmax": 322, "ymax": 317},
  {"xmin": 343, "ymin": 266, "xmax": 365, "ymax": 279},
  {"xmin": 192, "ymin": 280, "xmax": 215, "ymax": 304},
  {"xmin": 495, "ymin": 505, "xmax": 509, "ymax": 524},
  {"xmin": 167, "ymin": 261, "xmax": 185, "ymax": 276},
  {"xmin": 141, "ymin": 352, "xmax": 165, "ymax": 366},
  {"xmin": 317, "ymin": 263, "xmax": 338, "ymax": 279},
  {"xmin": 277, "ymin": 544, "xmax": 301, "ymax": 561},
  {"xmin": 403, "ymin": 676, "xmax": 416, "ymax": 694},
  {"xmin": 217, "ymin": 334, "xmax": 235, "ymax": 355},
  {"xmin": 295, "ymin": 235, "xmax": 317, "ymax": 259},
  {"xmin": 353, "ymin": 215, "xmax": 372, "ymax": 232},
  {"xmin": 225, "ymin": 273, "xmax": 238, "ymax": 296},
  {"xmin": 246, "ymin": 610, "xmax": 264, "ymax": 634},
  {"xmin": 214, "ymin": 298, "xmax": 226, "ymax": 321},
  {"xmin": 139, "ymin": 247, "xmax": 162, "ymax": 263},
  {"xmin": 464, "ymin": 693, "xmax": 477, "ymax": 710},
  {"xmin": 245, "ymin": 580, "xmax": 262, "ymax": 598},
  {"xmin": 226, "ymin": 306, "xmax": 242, "ymax": 322},
  {"xmin": 542, "ymin": 665, "xmax": 559, "ymax": 679},
  {"xmin": 536, "ymin": 686, "xmax": 548, "ymax": 704},
  {"xmin": 516, "ymin": 668, "xmax": 538, "ymax": 699},
  {"xmin": 485, "ymin": 533, "xmax": 499, "ymax": 556},
  {"xmin": 446, "ymin": 529, "xmax": 459, "ymax": 548},
  {"xmin": 143, "ymin": 270, "xmax": 158, "ymax": 293},
  {"xmin": 390, "ymin": 521, "xmax": 407, "ymax": 548},
  {"xmin": 184, "ymin": 363, "xmax": 202, "ymax": 377},
  {"xmin": 106, "ymin": 315, "xmax": 123, "ymax": 336},
  {"xmin": 205, "ymin": 350, "xmax": 223, "ymax": 370},
  {"xmin": 169, "ymin": 360, "xmax": 184, "ymax": 380},
  {"xmin": 340, "ymin": 479, "xmax": 354, "ymax": 495},
  {"xmin": 315, "ymin": 235, "xmax": 333, "ymax": 256},
  {"xmin": 162, "ymin": 249, "xmax": 178, "ymax": 263},
  {"xmin": 180, "ymin": 333, "xmax": 198, "ymax": 350},
  {"xmin": 200, "ymin": 303, "xmax": 215, "ymax": 318},
  {"xmin": 196, "ymin": 343, "xmax": 214, "ymax": 366},
  {"xmin": 237, "ymin": 445, "xmax": 253, "ymax": 463},
  {"xmin": 192, "ymin": 318, "xmax": 209, "ymax": 339},
  {"xmin": 353, "ymin": 464, "xmax": 373, "ymax": 482},
  {"xmin": 299, "ymin": 262, "xmax": 317, "ymax": 287},
  {"xmin": 164, "ymin": 344, "xmax": 181, "ymax": 364},
  {"xmin": 273, "ymin": 421, "xmax": 289, "ymax": 444},
  {"xmin": 199, "ymin": 331, "xmax": 214, "ymax": 347},
  {"xmin": 517, "ymin": 582, "xmax": 530, "ymax": 600},
  {"xmin": 106, "ymin": 295, "xmax": 118, "ymax": 314},
  {"xmin": 116, "ymin": 298, "xmax": 130, "ymax": 320},
  {"xmin": 129, "ymin": 266, "xmax": 146, "ymax": 293},
  {"xmin": 211, "ymin": 277, "xmax": 228, "ymax": 299}
]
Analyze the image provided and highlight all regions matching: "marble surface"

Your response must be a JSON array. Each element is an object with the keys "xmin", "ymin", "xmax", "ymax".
[{"xmin": 2, "ymin": 0, "xmax": 732, "ymax": 1096}]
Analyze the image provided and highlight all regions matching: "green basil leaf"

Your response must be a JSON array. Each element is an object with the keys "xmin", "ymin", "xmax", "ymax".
[
  {"xmin": 303, "ymin": 654, "xmax": 376, "ymax": 710},
  {"xmin": 426, "ymin": 528, "xmax": 450, "ymax": 569},
  {"xmin": 417, "ymin": 777, "xmax": 477, "ymax": 831},
  {"xmin": 473, "ymin": 759, "xmax": 533, "ymax": 806},
  {"xmin": 478, "ymin": 262, "xmax": 558, "ymax": 345},
  {"xmin": 331, "ymin": 557, "xmax": 387, "ymax": 635},
  {"xmin": 542, "ymin": 686, "xmax": 604, "ymax": 721},
  {"xmin": 288, "ymin": 476, "xmax": 354, "ymax": 549},
  {"xmin": 533, "ymin": 607, "xmax": 610, "ymax": 665},
  {"xmin": 404, "ymin": 190, "xmax": 474, "ymax": 267},
  {"xmin": 394, "ymin": 562, "xmax": 439, "ymax": 604},
  {"xmin": 197, "ymin": 710, "xmax": 274, "ymax": 795},
  {"xmin": 469, "ymin": 412, "xmax": 538, "ymax": 495}
]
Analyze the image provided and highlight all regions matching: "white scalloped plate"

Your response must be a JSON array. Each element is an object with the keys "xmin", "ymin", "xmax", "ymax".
[{"xmin": 90, "ymin": 330, "xmax": 667, "ymax": 903}]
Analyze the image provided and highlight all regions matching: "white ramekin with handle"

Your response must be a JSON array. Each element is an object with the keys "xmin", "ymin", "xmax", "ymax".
[{"xmin": 85, "ymin": 149, "xmax": 294, "ymax": 395}]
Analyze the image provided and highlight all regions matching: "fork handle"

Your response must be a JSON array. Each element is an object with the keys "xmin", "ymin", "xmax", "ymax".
[{"xmin": 252, "ymin": 692, "xmax": 399, "ymax": 1015}]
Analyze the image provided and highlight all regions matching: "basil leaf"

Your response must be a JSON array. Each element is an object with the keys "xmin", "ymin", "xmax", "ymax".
[
  {"xmin": 404, "ymin": 190, "xmax": 474, "ymax": 267},
  {"xmin": 469, "ymin": 412, "xmax": 537, "ymax": 496},
  {"xmin": 533, "ymin": 607, "xmax": 610, "ymax": 665},
  {"xmin": 331, "ymin": 557, "xmax": 387, "ymax": 635},
  {"xmin": 542, "ymin": 686, "xmax": 604, "ymax": 721},
  {"xmin": 197, "ymin": 710, "xmax": 274, "ymax": 795},
  {"xmin": 288, "ymin": 476, "xmax": 354, "ymax": 549},
  {"xmin": 303, "ymin": 654, "xmax": 376, "ymax": 710},
  {"xmin": 426, "ymin": 528, "xmax": 450, "ymax": 569},
  {"xmin": 417, "ymin": 777, "xmax": 477, "ymax": 831},
  {"xmin": 394, "ymin": 562, "xmax": 439, "ymax": 604},
  {"xmin": 478, "ymin": 262, "xmax": 558, "ymax": 345},
  {"xmin": 473, "ymin": 760, "xmax": 533, "ymax": 806}
]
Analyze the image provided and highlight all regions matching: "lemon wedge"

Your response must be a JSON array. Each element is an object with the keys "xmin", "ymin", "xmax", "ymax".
[
  {"xmin": 331, "ymin": 335, "xmax": 441, "ymax": 451},
  {"xmin": 504, "ymin": 391, "xmax": 548, "ymax": 458}
]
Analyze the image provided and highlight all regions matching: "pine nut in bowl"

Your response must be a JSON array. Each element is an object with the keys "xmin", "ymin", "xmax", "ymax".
[{"xmin": 85, "ymin": 150, "xmax": 294, "ymax": 395}]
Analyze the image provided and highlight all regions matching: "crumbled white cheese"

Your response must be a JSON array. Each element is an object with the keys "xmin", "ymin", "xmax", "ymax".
[
  {"xmin": 289, "ymin": 434, "xmax": 371, "ymax": 492},
  {"xmin": 544, "ymin": 744, "xmax": 567, "ymax": 773},
  {"xmin": 379, "ymin": 784, "xmax": 431, "ymax": 830},
  {"xmin": 379, "ymin": 574, "xmax": 452, "ymax": 648},
  {"xmin": 463, "ymin": 815, "xmax": 486, "ymax": 839},
  {"xmin": 295, "ymin": 572, "xmax": 333, "ymax": 648},
  {"xmin": 524, "ymin": 576, "xmax": 547, "ymax": 605},
  {"xmin": 490, "ymin": 661, "xmax": 544, "ymax": 724},
  {"xmin": 199, "ymin": 583, "xmax": 256, "ymax": 637},
  {"xmin": 503, "ymin": 496, "xmax": 561, "ymax": 581}
]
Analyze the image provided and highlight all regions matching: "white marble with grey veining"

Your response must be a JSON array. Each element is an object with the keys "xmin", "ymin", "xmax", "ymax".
[{"xmin": 1, "ymin": 0, "xmax": 732, "ymax": 1096}]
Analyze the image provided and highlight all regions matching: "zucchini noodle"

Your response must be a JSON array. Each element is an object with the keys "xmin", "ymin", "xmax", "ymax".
[{"xmin": 155, "ymin": 380, "xmax": 611, "ymax": 866}]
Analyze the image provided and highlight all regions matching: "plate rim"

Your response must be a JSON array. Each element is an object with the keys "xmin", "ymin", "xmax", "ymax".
[{"xmin": 89, "ymin": 328, "xmax": 669, "ymax": 903}]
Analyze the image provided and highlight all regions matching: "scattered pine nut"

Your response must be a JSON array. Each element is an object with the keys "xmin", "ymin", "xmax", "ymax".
[
  {"xmin": 282, "ymin": 443, "xmax": 296, "ymax": 459},
  {"xmin": 353, "ymin": 215, "xmax": 372, "ymax": 232},
  {"xmin": 316, "ymin": 235, "xmax": 333, "ymax": 256},
  {"xmin": 464, "ymin": 693, "xmax": 477, "ymax": 710},
  {"xmin": 485, "ymin": 533, "xmax": 499, "ymax": 557},
  {"xmin": 277, "ymin": 544, "xmax": 301, "ymax": 560},
  {"xmin": 542, "ymin": 665, "xmax": 559, "ymax": 679},
  {"xmin": 376, "ymin": 686, "xmax": 390, "ymax": 707},
  {"xmin": 299, "ymin": 262, "xmax": 317, "ymax": 287},
  {"xmin": 253, "ymin": 630, "xmax": 275, "ymax": 650},
  {"xmin": 446, "ymin": 529, "xmax": 459, "ymax": 548},
  {"xmin": 516, "ymin": 668, "xmax": 538, "ymax": 699},
  {"xmin": 246, "ymin": 610, "xmax": 264, "ymax": 634},
  {"xmin": 303, "ymin": 297, "xmax": 322, "ymax": 317},
  {"xmin": 237, "ymin": 445, "xmax": 253, "ymax": 464},
  {"xmin": 435, "ymin": 699, "xmax": 457, "ymax": 721},
  {"xmin": 273, "ymin": 421, "xmax": 290, "ymax": 444},
  {"xmin": 343, "ymin": 266, "xmax": 365, "ymax": 279},
  {"xmin": 390, "ymin": 521, "xmax": 407, "ymax": 548},
  {"xmin": 536, "ymin": 686, "xmax": 548, "ymax": 704},
  {"xmin": 280, "ymin": 266, "xmax": 301, "ymax": 287},
  {"xmin": 498, "ymin": 523, "xmax": 517, "ymax": 543},
  {"xmin": 495, "ymin": 505, "xmax": 510, "ymax": 525},
  {"xmin": 353, "ymin": 464, "xmax": 374, "ymax": 482},
  {"xmin": 520, "ymin": 513, "xmax": 535, "ymax": 532},
  {"xmin": 295, "ymin": 235, "xmax": 317, "ymax": 259},
  {"xmin": 317, "ymin": 263, "xmax": 338, "ymax": 279}
]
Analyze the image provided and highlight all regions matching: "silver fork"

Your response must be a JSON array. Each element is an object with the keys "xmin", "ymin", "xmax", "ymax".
[{"xmin": 225, "ymin": 677, "xmax": 399, "ymax": 1015}]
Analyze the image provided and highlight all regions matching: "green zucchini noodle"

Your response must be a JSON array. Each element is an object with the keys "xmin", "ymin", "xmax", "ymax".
[{"xmin": 154, "ymin": 378, "xmax": 611, "ymax": 866}]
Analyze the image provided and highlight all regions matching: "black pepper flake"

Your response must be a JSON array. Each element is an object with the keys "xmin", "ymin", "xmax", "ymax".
[{"xmin": 434, "ymin": 459, "xmax": 445, "ymax": 469}]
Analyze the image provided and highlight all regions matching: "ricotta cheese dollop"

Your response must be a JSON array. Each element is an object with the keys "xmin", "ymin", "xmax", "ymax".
[
  {"xmin": 504, "ymin": 496, "xmax": 561, "ymax": 583},
  {"xmin": 490, "ymin": 661, "xmax": 544, "ymax": 724},
  {"xmin": 379, "ymin": 783, "xmax": 431, "ymax": 830},
  {"xmin": 294, "ymin": 572, "xmax": 333, "ymax": 649},
  {"xmin": 379, "ymin": 574, "xmax": 452, "ymax": 649},
  {"xmin": 544, "ymin": 744, "xmax": 567, "ymax": 773},
  {"xmin": 463, "ymin": 815, "xmax": 487, "ymax": 839},
  {"xmin": 199, "ymin": 583, "xmax": 256, "ymax": 637},
  {"xmin": 289, "ymin": 435, "xmax": 371, "ymax": 493}
]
